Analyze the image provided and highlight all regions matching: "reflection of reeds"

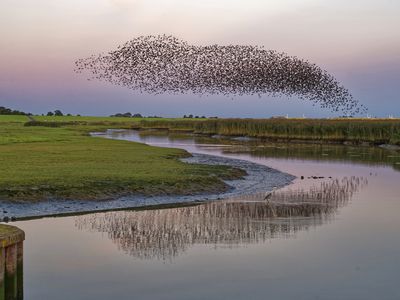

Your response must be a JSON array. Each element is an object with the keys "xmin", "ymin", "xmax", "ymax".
[
  {"xmin": 220, "ymin": 143, "xmax": 400, "ymax": 171},
  {"xmin": 75, "ymin": 177, "xmax": 366, "ymax": 261}
]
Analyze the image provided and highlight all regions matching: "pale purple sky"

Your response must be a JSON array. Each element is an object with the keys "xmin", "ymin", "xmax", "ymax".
[{"xmin": 1, "ymin": 0, "xmax": 399, "ymax": 117}]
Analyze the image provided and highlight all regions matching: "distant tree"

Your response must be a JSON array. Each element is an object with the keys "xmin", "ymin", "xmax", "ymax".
[
  {"xmin": 110, "ymin": 113, "xmax": 123, "ymax": 117},
  {"xmin": 47, "ymin": 111, "xmax": 54, "ymax": 116},
  {"xmin": 66, "ymin": 113, "xmax": 72, "ymax": 116},
  {"xmin": 188, "ymin": 114, "xmax": 193, "ymax": 118},
  {"xmin": 132, "ymin": 113, "xmax": 143, "ymax": 118},
  {"xmin": 76, "ymin": 114, "xmax": 81, "ymax": 117},
  {"xmin": 54, "ymin": 110, "xmax": 63, "ymax": 116},
  {"xmin": 201, "ymin": 116, "xmax": 206, "ymax": 119},
  {"xmin": 195, "ymin": 116, "xmax": 199, "ymax": 118},
  {"xmin": 122, "ymin": 112, "xmax": 132, "ymax": 118},
  {"xmin": 0, "ymin": 106, "xmax": 27, "ymax": 115},
  {"xmin": 183, "ymin": 115, "xmax": 187, "ymax": 118}
]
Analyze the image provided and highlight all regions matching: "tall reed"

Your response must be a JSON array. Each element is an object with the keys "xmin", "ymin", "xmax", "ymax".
[{"xmin": 139, "ymin": 119, "xmax": 400, "ymax": 145}]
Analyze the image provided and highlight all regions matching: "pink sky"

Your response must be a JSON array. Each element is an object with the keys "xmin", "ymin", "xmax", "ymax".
[{"xmin": 1, "ymin": 0, "xmax": 399, "ymax": 117}]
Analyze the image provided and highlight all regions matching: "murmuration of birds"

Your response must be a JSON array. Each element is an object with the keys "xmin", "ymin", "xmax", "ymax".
[{"xmin": 75, "ymin": 35, "xmax": 367, "ymax": 115}]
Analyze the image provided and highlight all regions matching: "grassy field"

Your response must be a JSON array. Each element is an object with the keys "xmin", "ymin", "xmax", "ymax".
[
  {"xmin": 0, "ymin": 118, "xmax": 244, "ymax": 202},
  {"xmin": 0, "ymin": 115, "xmax": 29, "ymax": 123}
]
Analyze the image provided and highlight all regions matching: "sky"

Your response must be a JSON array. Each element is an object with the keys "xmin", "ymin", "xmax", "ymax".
[{"xmin": 0, "ymin": 0, "xmax": 399, "ymax": 117}]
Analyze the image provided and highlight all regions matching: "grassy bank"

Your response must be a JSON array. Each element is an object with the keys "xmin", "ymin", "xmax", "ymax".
[
  {"xmin": 137, "ymin": 118, "xmax": 400, "ymax": 145},
  {"xmin": 0, "ymin": 116, "xmax": 245, "ymax": 202},
  {"xmin": 25, "ymin": 115, "xmax": 400, "ymax": 145},
  {"xmin": 17, "ymin": 115, "xmax": 400, "ymax": 145},
  {"xmin": 3, "ymin": 114, "xmax": 398, "ymax": 201}
]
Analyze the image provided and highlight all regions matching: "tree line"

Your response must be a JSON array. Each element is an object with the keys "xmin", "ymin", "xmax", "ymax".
[
  {"xmin": 0, "ymin": 106, "xmax": 29, "ymax": 115},
  {"xmin": 1, "ymin": 106, "xmax": 216, "ymax": 119},
  {"xmin": 110, "ymin": 112, "xmax": 164, "ymax": 118}
]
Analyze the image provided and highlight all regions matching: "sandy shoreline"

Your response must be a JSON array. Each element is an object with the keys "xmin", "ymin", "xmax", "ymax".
[{"xmin": 0, "ymin": 153, "xmax": 295, "ymax": 221}]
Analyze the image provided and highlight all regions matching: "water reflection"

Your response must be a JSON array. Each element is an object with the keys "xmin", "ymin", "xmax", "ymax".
[
  {"xmin": 75, "ymin": 177, "xmax": 366, "ymax": 261},
  {"xmin": 106, "ymin": 130, "xmax": 400, "ymax": 172},
  {"xmin": 222, "ymin": 143, "xmax": 400, "ymax": 171}
]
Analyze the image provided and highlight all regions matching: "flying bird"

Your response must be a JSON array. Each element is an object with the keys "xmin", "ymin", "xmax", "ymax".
[{"xmin": 75, "ymin": 35, "xmax": 366, "ymax": 115}]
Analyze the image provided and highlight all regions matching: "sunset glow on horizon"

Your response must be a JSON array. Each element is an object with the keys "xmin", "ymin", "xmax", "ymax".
[{"xmin": 1, "ymin": 0, "xmax": 399, "ymax": 117}]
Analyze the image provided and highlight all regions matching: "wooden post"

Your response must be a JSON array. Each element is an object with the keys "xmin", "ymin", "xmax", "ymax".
[
  {"xmin": 0, "ymin": 225, "xmax": 25, "ymax": 300},
  {"xmin": 5, "ymin": 244, "xmax": 17, "ymax": 300},
  {"xmin": 0, "ymin": 247, "xmax": 5, "ymax": 300},
  {"xmin": 16, "ymin": 243, "xmax": 23, "ymax": 300}
]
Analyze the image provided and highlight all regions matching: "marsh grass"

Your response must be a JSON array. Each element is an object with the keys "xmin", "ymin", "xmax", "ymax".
[
  {"xmin": 24, "ymin": 116, "xmax": 400, "ymax": 145},
  {"xmin": 139, "ymin": 118, "xmax": 400, "ymax": 145}
]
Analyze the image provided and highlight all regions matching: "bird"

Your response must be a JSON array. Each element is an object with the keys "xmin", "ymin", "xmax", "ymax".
[
  {"xmin": 264, "ymin": 186, "xmax": 277, "ymax": 201},
  {"xmin": 264, "ymin": 191, "xmax": 272, "ymax": 200},
  {"xmin": 75, "ymin": 35, "xmax": 367, "ymax": 115}
]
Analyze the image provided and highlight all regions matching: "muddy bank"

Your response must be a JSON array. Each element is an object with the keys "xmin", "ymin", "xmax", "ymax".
[{"xmin": 0, "ymin": 153, "xmax": 295, "ymax": 221}]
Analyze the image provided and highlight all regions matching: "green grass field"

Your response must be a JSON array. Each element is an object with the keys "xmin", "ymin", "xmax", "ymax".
[
  {"xmin": 0, "ymin": 118, "xmax": 243, "ymax": 202},
  {"xmin": 0, "ymin": 115, "xmax": 29, "ymax": 123}
]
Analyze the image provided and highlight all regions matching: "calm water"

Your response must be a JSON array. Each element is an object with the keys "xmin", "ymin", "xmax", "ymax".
[{"xmin": 14, "ymin": 131, "xmax": 400, "ymax": 299}]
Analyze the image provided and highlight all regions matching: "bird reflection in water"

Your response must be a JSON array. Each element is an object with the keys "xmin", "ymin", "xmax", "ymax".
[{"xmin": 75, "ymin": 177, "xmax": 366, "ymax": 261}]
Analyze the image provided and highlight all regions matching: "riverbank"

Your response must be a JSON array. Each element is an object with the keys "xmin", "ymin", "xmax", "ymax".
[
  {"xmin": 137, "ymin": 118, "xmax": 400, "ymax": 146},
  {"xmin": 26, "ymin": 116, "xmax": 400, "ymax": 147},
  {"xmin": 0, "ymin": 153, "xmax": 295, "ymax": 220},
  {"xmin": 4, "ymin": 114, "xmax": 397, "ymax": 219},
  {"xmin": 0, "ymin": 119, "xmax": 247, "ymax": 203}
]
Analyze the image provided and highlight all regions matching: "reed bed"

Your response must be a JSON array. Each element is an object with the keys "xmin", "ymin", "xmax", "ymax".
[
  {"xmin": 23, "ymin": 117, "xmax": 400, "ymax": 145},
  {"xmin": 139, "ymin": 119, "xmax": 400, "ymax": 145}
]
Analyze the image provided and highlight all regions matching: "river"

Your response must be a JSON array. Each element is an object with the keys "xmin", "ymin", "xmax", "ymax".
[{"xmin": 13, "ymin": 130, "xmax": 400, "ymax": 299}]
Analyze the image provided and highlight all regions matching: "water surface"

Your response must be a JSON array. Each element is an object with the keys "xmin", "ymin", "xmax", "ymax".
[{"xmin": 14, "ymin": 131, "xmax": 400, "ymax": 299}]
